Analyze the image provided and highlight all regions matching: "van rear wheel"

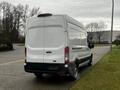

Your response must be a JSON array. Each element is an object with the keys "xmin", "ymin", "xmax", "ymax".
[
  {"xmin": 34, "ymin": 73, "xmax": 43, "ymax": 78},
  {"xmin": 70, "ymin": 67, "xmax": 79, "ymax": 80}
]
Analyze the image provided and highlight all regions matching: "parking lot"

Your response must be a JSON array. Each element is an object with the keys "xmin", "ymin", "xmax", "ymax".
[{"xmin": 0, "ymin": 44, "xmax": 110, "ymax": 90}]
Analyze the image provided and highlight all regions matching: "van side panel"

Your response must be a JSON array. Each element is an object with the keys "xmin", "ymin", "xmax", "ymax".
[{"xmin": 67, "ymin": 22, "xmax": 91, "ymax": 63}]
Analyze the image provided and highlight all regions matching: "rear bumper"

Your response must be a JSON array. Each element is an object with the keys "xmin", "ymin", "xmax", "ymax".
[{"xmin": 24, "ymin": 62, "xmax": 69, "ymax": 75}]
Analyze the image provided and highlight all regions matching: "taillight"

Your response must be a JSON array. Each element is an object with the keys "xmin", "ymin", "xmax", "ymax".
[
  {"xmin": 64, "ymin": 47, "xmax": 69, "ymax": 64},
  {"xmin": 25, "ymin": 47, "xmax": 26, "ymax": 57}
]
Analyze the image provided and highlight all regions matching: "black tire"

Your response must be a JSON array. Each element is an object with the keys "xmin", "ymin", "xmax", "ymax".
[
  {"xmin": 34, "ymin": 73, "xmax": 43, "ymax": 78},
  {"xmin": 88, "ymin": 54, "xmax": 93, "ymax": 66},
  {"xmin": 69, "ymin": 66, "xmax": 80, "ymax": 81}
]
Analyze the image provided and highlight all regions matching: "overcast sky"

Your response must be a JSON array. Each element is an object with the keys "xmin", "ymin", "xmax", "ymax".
[{"xmin": 1, "ymin": 0, "xmax": 120, "ymax": 30}]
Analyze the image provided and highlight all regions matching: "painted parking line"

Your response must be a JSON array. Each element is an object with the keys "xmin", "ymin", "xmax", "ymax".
[{"xmin": 0, "ymin": 59, "xmax": 24, "ymax": 66}]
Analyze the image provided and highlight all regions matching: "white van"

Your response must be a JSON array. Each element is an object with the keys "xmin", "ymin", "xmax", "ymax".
[{"xmin": 24, "ymin": 13, "xmax": 93, "ymax": 80}]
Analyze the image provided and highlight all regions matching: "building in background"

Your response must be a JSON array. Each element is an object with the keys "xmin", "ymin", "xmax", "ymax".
[{"xmin": 87, "ymin": 31, "xmax": 120, "ymax": 44}]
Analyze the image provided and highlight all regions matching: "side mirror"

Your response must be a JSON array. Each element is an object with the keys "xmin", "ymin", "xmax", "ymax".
[{"xmin": 88, "ymin": 42, "xmax": 94, "ymax": 49}]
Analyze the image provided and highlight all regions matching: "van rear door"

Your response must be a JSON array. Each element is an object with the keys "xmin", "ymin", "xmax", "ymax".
[
  {"xmin": 26, "ymin": 19, "xmax": 44, "ymax": 63},
  {"xmin": 44, "ymin": 26, "xmax": 65, "ymax": 63},
  {"xmin": 26, "ymin": 16, "xmax": 66, "ymax": 64}
]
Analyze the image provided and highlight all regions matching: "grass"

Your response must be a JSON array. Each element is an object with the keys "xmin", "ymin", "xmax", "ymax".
[
  {"xmin": 94, "ymin": 44, "xmax": 110, "ymax": 47},
  {"xmin": 71, "ymin": 46, "xmax": 120, "ymax": 90}
]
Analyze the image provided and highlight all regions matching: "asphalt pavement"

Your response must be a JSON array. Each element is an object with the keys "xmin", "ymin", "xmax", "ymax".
[{"xmin": 0, "ymin": 45, "xmax": 110, "ymax": 90}]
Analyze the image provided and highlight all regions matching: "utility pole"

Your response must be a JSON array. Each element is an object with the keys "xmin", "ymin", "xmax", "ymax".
[{"xmin": 110, "ymin": 0, "xmax": 114, "ymax": 51}]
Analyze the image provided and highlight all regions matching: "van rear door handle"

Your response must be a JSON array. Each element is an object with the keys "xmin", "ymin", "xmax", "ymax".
[{"xmin": 46, "ymin": 51, "xmax": 52, "ymax": 53}]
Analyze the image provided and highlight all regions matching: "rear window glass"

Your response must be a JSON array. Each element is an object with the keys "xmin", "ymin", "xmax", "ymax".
[{"xmin": 26, "ymin": 27, "xmax": 65, "ymax": 48}]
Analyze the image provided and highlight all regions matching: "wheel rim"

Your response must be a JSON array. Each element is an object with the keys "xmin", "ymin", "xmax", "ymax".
[{"xmin": 74, "ymin": 68, "xmax": 78, "ymax": 79}]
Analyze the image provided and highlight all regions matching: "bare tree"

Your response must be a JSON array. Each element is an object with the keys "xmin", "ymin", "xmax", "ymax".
[
  {"xmin": 86, "ymin": 22, "xmax": 99, "ymax": 32},
  {"xmin": 21, "ymin": 6, "xmax": 40, "ymax": 29},
  {"xmin": 29, "ymin": 7, "xmax": 40, "ymax": 17},
  {"xmin": 0, "ymin": 2, "xmax": 14, "ymax": 49},
  {"xmin": 0, "ymin": 2, "xmax": 13, "ymax": 40},
  {"xmin": 96, "ymin": 21, "xmax": 107, "ymax": 43},
  {"xmin": 86, "ymin": 21, "xmax": 107, "ymax": 43},
  {"xmin": 10, "ymin": 4, "xmax": 25, "ymax": 42},
  {"xmin": 0, "ymin": 1, "xmax": 40, "ymax": 42},
  {"xmin": 21, "ymin": 5, "xmax": 29, "ymax": 26},
  {"xmin": 86, "ymin": 22, "xmax": 99, "ymax": 42},
  {"xmin": 0, "ymin": 1, "xmax": 40, "ymax": 45}
]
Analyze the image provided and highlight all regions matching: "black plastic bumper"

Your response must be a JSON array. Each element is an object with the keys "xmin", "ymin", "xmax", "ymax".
[{"xmin": 24, "ymin": 62, "xmax": 69, "ymax": 74}]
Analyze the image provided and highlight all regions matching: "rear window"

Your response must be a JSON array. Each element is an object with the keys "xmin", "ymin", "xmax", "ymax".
[
  {"xmin": 26, "ymin": 28, "xmax": 44, "ymax": 48},
  {"xmin": 26, "ymin": 26, "xmax": 65, "ymax": 48}
]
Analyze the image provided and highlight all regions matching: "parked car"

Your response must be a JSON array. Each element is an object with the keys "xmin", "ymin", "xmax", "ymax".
[{"xmin": 24, "ymin": 13, "xmax": 93, "ymax": 80}]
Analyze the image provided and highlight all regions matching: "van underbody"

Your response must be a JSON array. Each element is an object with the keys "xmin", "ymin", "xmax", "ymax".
[{"xmin": 25, "ymin": 63, "xmax": 69, "ymax": 75}]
